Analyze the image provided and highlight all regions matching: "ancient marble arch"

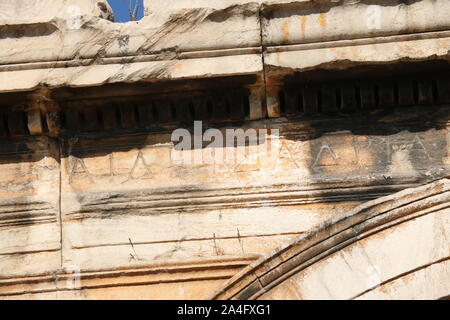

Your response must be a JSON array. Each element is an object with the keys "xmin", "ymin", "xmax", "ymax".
[{"xmin": 0, "ymin": 0, "xmax": 449, "ymax": 299}]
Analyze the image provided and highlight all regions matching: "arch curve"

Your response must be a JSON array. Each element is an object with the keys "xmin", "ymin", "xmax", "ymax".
[{"xmin": 212, "ymin": 179, "xmax": 450, "ymax": 300}]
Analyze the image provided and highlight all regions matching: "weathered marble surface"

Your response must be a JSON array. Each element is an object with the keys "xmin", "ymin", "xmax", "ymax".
[
  {"xmin": 1, "ymin": 105, "xmax": 448, "ymax": 298},
  {"xmin": 262, "ymin": 0, "xmax": 450, "ymax": 45},
  {"xmin": 213, "ymin": 179, "xmax": 450, "ymax": 300},
  {"xmin": 0, "ymin": 0, "xmax": 450, "ymax": 300},
  {"xmin": 59, "ymin": 119, "xmax": 450, "ymax": 272},
  {"xmin": 0, "ymin": 0, "xmax": 113, "ymax": 24},
  {"xmin": 1, "ymin": 0, "xmax": 450, "ymax": 92},
  {"xmin": 0, "ymin": 137, "xmax": 60, "ymax": 278}
]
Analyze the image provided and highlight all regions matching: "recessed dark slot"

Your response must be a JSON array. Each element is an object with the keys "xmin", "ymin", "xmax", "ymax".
[
  {"xmin": 114, "ymin": 104, "xmax": 122, "ymax": 128},
  {"xmin": 145, "ymin": 102, "xmax": 154, "ymax": 123},
  {"xmin": 374, "ymin": 84, "xmax": 380, "ymax": 108},
  {"xmin": 119, "ymin": 103, "xmax": 135, "ymax": 129},
  {"xmin": 84, "ymin": 108, "xmax": 99, "ymax": 131},
  {"xmin": 437, "ymin": 77, "xmax": 450, "ymax": 104},
  {"xmin": 136, "ymin": 104, "xmax": 148, "ymax": 127},
  {"xmin": 393, "ymin": 82, "xmax": 399, "ymax": 107},
  {"xmin": 213, "ymin": 96, "xmax": 228, "ymax": 120},
  {"xmin": 65, "ymin": 109, "xmax": 80, "ymax": 132},
  {"xmin": 189, "ymin": 101, "xmax": 196, "ymax": 120},
  {"xmin": 359, "ymin": 82, "xmax": 376, "ymax": 110},
  {"xmin": 285, "ymin": 89, "xmax": 298, "ymax": 114},
  {"xmin": 355, "ymin": 86, "xmax": 361, "ymax": 110},
  {"xmin": 397, "ymin": 79, "xmax": 414, "ymax": 106},
  {"xmin": 6, "ymin": 112, "xmax": 28, "ymax": 136},
  {"xmin": 60, "ymin": 110, "xmax": 67, "ymax": 131},
  {"xmin": 340, "ymin": 84, "xmax": 357, "ymax": 113},
  {"xmin": 134, "ymin": 104, "xmax": 146, "ymax": 127},
  {"xmin": 298, "ymin": 90, "xmax": 304, "ymax": 113},
  {"xmin": 193, "ymin": 98, "xmax": 207, "ymax": 120},
  {"xmin": 133, "ymin": 104, "xmax": 140, "ymax": 126},
  {"xmin": 96, "ymin": 108, "xmax": 104, "ymax": 130},
  {"xmin": 4, "ymin": 113, "xmax": 11, "ymax": 136},
  {"xmin": 303, "ymin": 86, "xmax": 319, "ymax": 114},
  {"xmin": 170, "ymin": 101, "xmax": 177, "ymax": 120},
  {"xmin": 176, "ymin": 100, "xmax": 191, "ymax": 123},
  {"xmin": 413, "ymin": 79, "xmax": 419, "ymax": 105},
  {"xmin": 206, "ymin": 99, "xmax": 214, "ymax": 120},
  {"xmin": 377, "ymin": 81, "xmax": 396, "ymax": 108},
  {"xmin": 151, "ymin": 103, "xmax": 159, "ymax": 122},
  {"xmin": 321, "ymin": 84, "xmax": 337, "ymax": 113},
  {"xmin": 41, "ymin": 112, "xmax": 49, "ymax": 134},
  {"xmin": 432, "ymin": 79, "xmax": 439, "ymax": 104},
  {"xmin": 158, "ymin": 100, "xmax": 172, "ymax": 123},
  {"xmin": 335, "ymin": 87, "xmax": 342, "ymax": 111},
  {"xmin": 225, "ymin": 96, "xmax": 232, "ymax": 118},
  {"xmin": 317, "ymin": 86, "xmax": 322, "ymax": 113},
  {"xmin": 102, "ymin": 106, "xmax": 118, "ymax": 130},
  {"xmin": 23, "ymin": 112, "xmax": 30, "ymax": 135},
  {"xmin": 162, "ymin": 100, "xmax": 172, "ymax": 122},
  {"xmin": 229, "ymin": 92, "xmax": 245, "ymax": 120},
  {"xmin": 278, "ymin": 91, "xmax": 286, "ymax": 114},
  {"xmin": 243, "ymin": 95, "xmax": 250, "ymax": 118},
  {"xmin": 0, "ymin": 113, "xmax": 7, "ymax": 137},
  {"xmin": 78, "ymin": 110, "xmax": 86, "ymax": 130},
  {"xmin": 417, "ymin": 79, "xmax": 434, "ymax": 105}
]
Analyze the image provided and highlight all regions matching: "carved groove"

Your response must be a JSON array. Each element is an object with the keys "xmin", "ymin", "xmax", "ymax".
[
  {"xmin": 278, "ymin": 74, "xmax": 450, "ymax": 116},
  {"xmin": 60, "ymin": 89, "xmax": 251, "ymax": 135}
]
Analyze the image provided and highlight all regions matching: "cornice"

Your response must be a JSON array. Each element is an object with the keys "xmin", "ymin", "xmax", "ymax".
[
  {"xmin": 0, "ymin": 255, "xmax": 258, "ymax": 298},
  {"xmin": 0, "ymin": 0, "xmax": 450, "ymax": 94}
]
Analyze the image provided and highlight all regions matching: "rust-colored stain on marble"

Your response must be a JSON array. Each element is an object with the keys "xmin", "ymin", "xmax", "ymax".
[
  {"xmin": 300, "ymin": 16, "xmax": 307, "ymax": 36},
  {"xmin": 319, "ymin": 13, "xmax": 327, "ymax": 27},
  {"xmin": 282, "ymin": 21, "xmax": 290, "ymax": 42},
  {"xmin": 399, "ymin": 45, "xmax": 425, "ymax": 56},
  {"xmin": 171, "ymin": 63, "xmax": 182, "ymax": 72}
]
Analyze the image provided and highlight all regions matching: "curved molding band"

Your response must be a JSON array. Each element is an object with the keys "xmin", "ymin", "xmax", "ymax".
[{"xmin": 212, "ymin": 178, "xmax": 450, "ymax": 300}]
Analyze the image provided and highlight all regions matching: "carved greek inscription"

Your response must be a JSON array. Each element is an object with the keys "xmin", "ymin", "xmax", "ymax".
[
  {"xmin": 65, "ymin": 128, "xmax": 448, "ymax": 187},
  {"xmin": 388, "ymin": 143, "xmax": 414, "ymax": 175},
  {"xmin": 312, "ymin": 143, "xmax": 338, "ymax": 168},
  {"xmin": 126, "ymin": 150, "xmax": 153, "ymax": 181},
  {"xmin": 66, "ymin": 145, "xmax": 168, "ymax": 186},
  {"xmin": 307, "ymin": 130, "xmax": 446, "ymax": 176},
  {"xmin": 0, "ymin": 138, "xmax": 60, "ymax": 198},
  {"xmin": 68, "ymin": 156, "xmax": 93, "ymax": 184}
]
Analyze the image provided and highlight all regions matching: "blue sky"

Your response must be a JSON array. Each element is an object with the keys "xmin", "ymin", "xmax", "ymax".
[{"xmin": 107, "ymin": 0, "xmax": 144, "ymax": 22}]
